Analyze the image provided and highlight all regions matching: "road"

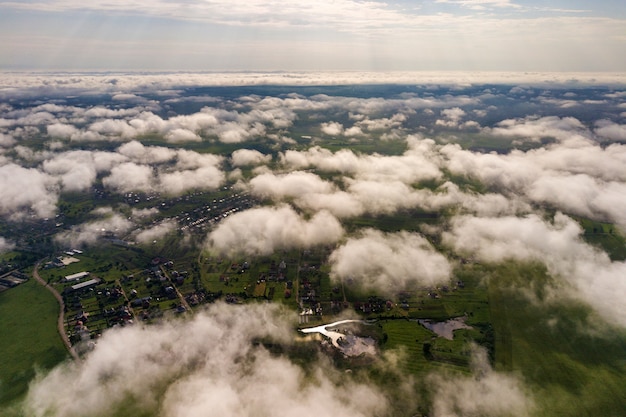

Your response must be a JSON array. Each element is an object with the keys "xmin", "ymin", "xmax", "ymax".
[
  {"xmin": 32, "ymin": 260, "xmax": 80, "ymax": 361},
  {"xmin": 160, "ymin": 266, "xmax": 192, "ymax": 313}
]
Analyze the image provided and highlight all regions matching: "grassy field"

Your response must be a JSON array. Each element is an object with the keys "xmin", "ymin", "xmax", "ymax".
[
  {"xmin": 0, "ymin": 279, "xmax": 68, "ymax": 408},
  {"xmin": 576, "ymin": 216, "xmax": 626, "ymax": 261},
  {"xmin": 486, "ymin": 261, "xmax": 626, "ymax": 417}
]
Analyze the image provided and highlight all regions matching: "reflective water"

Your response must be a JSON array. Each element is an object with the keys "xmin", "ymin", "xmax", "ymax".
[{"xmin": 417, "ymin": 316, "xmax": 472, "ymax": 340}]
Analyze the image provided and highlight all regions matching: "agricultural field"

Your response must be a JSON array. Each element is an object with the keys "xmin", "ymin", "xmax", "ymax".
[{"xmin": 0, "ymin": 279, "xmax": 68, "ymax": 407}]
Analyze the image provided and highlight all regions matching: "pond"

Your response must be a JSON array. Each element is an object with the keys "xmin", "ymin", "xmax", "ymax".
[{"xmin": 417, "ymin": 316, "xmax": 472, "ymax": 340}]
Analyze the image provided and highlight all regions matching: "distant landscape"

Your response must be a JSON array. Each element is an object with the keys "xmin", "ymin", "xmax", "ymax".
[{"xmin": 0, "ymin": 72, "xmax": 625, "ymax": 417}]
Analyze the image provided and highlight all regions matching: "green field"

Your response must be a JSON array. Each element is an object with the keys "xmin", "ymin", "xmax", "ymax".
[
  {"xmin": 0, "ymin": 279, "xmax": 68, "ymax": 408},
  {"xmin": 486, "ymin": 262, "xmax": 626, "ymax": 417}
]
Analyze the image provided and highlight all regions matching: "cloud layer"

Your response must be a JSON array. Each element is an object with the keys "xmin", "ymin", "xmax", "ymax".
[
  {"xmin": 443, "ymin": 213, "xmax": 626, "ymax": 327},
  {"xmin": 23, "ymin": 303, "xmax": 389, "ymax": 417}
]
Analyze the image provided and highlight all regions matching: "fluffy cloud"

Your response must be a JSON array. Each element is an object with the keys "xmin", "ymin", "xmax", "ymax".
[
  {"xmin": 102, "ymin": 162, "xmax": 156, "ymax": 193},
  {"xmin": 528, "ymin": 174, "xmax": 626, "ymax": 228},
  {"xmin": 429, "ymin": 345, "xmax": 533, "ymax": 417},
  {"xmin": 0, "ymin": 163, "xmax": 58, "ymax": 219},
  {"xmin": 0, "ymin": 236, "xmax": 15, "ymax": 253},
  {"xmin": 435, "ymin": 107, "xmax": 467, "ymax": 128},
  {"xmin": 248, "ymin": 171, "xmax": 335, "ymax": 200},
  {"xmin": 289, "ymin": 177, "xmax": 527, "ymax": 219},
  {"xmin": 231, "ymin": 149, "xmax": 272, "ymax": 167},
  {"xmin": 3, "ymin": 73, "xmax": 625, "ymax": 96},
  {"xmin": 159, "ymin": 165, "xmax": 225, "ymax": 195},
  {"xmin": 320, "ymin": 121, "xmax": 345, "ymax": 136},
  {"xmin": 24, "ymin": 303, "xmax": 390, "ymax": 417},
  {"xmin": 55, "ymin": 211, "xmax": 134, "ymax": 247},
  {"xmin": 46, "ymin": 123, "xmax": 80, "ymax": 139},
  {"xmin": 134, "ymin": 219, "xmax": 178, "ymax": 244},
  {"xmin": 99, "ymin": 143, "xmax": 225, "ymax": 195},
  {"xmin": 247, "ymin": 172, "xmax": 520, "ymax": 219},
  {"xmin": 0, "ymin": 132, "xmax": 16, "ymax": 147},
  {"xmin": 442, "ymin": 213, "xmax": 626, "ymax": 327},
  {"xmin": 329, "ymin": 229, "xmax": 452, "ymax": 294},
  {"xmin": 173, "ymin": 149, "xmax": 223, "ymax": 170},
  {"xmin": 117, "ymin": 140, "xmax": 177, "ymax": 164},
  {"xmin": 440, "ymin": 136, "xmax": 626, "ymax": 228},
  {"xmin": 165, "ymin": 128, "xmax": 201, "ymax": 143},
  {"xmin": 280, "ymin": 137, "xmax": 442, "ymax": 184},
  {"xmin": 355, "ymin": 113, "xmax": 406, "ymax": 131},
  {"xmin": 206, "ymin": 205, "xmax": 344, "ymax": 256},
  {"xmin": 344, "ymin": 179, "xmax": 423, "ymax": 215},
  {"xmin": 486, "ymin": 115, "xmax": 587, "ymax": 142},
  {"xmin": 295, "ymin": 190, "xmax": 366, "ymax": 218},
  {"xmin": 130, "ymin": 207, "xmax": 159, "ymax": 219},
  {"xmin": 42, "ymin": 150, "xmax": 100, "ymax": 192},
  {"xmin": 319, "ymin": 120, "xmax": 380, "ymax": 137},
  {"xmin": 595, "ymin": 119, "xmax": 626, "ymax": 141}
]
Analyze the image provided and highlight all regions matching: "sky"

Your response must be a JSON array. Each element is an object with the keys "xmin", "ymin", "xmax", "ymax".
[{"xmin": 1, "ymin": 0, "xmax": 626, "ymax": 72}]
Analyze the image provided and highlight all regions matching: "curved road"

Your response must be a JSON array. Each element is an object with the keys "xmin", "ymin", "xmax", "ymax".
[{"xmin": 32, "ymin": 260, "xmax": 79, "ymax": 361}]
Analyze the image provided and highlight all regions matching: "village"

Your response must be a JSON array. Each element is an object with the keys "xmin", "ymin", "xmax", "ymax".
[
  {"xmin": 33, "ymin": 240, "xmax": 489, "ymax": 365},
  {"xmin": 0, "ymin": 174, "xmax": 496, "ymax": 369}
]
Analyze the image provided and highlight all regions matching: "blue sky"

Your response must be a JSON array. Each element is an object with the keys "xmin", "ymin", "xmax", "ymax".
[{"xmin": 1, "ymin": 0, "xmax": 625, "ymax": 71}]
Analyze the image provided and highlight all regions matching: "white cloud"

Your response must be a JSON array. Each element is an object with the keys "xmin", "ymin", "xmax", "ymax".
[
  {"xmin": 248, "ymin": 171, "xmax": 335, "ymax": 200},
  {"xmin": 440, "ymin": 136, "xmax": 626, "ymax": 227},
  {"xmin": 231, "ymin": 149, "xmax": 272, "ymax": 167},
  {"xmin": 134, "ymin": 219, "xmax": 178, "ymax": 244},
  {"xmin": 0, "ymin": 236, "xmax": 15, "ymax": 253},
  {"xmin": 320, "ymin": 121, "xmax": 344, "ymax": 136},
  {"xmin": 174, "ymin": 149, "xmax": 223, "ymax": 170},
  {"xmin": 206, "ymin": 205, "xmax": 344, "ymax": 256},
  {"xmin": 46, "ymin": 123, "xmax": 80, "ymax": 139},
  {"xmin": 0, "ymin": 163, "xmax": 58, "ymax": 219},
  {"xmin": 55, "ymin": 211, "xmax": 133, "ymax": 247},
  {"xmin": 165, "ymin": 128, "xmax": 201, "ymax": 143},
  {"xmin": 280, "ymin": 137, "xmax": 442, "ymax": 184},
  {"xmin": 595, "ymin": 119, "xmax": 626, "ymax": 141},
  {"xmin": 42, "ymin": 150, "xmax": 100, "ymax": 192},
  {"xmin": 116, "ymin": 140, "xmax": 177, "ymax": 164},
  {"xmin": 355, "ymin": 113, "xmax": 406, "ymax": 131},
  {"xmin": 435, "ymin": 0, "xmax": 521, "ymax": 9},
  {"xmin": 158, "ymin": 165, "xmax": 225, "ymax": 195},
  {"xmin": 0, "ymin": 133, "xmax": 16, "ymax": 147},
  {"xmin": 88, "ymin": 118, "xmax": 138, "ymax": 139},
  {"xmin": 90, "ymin": 144, "xmax": 227, "ymax": 195},
  {"xmin": 131, "ymin": 207, "xmax": 159, "ymax": 219},
  {"xmin": 345, "ymin": 179, "xmax": 422, "ymax": 215},
  {"xmin": 329, "ymin": 229, "xmax": 452, "ymax": 294},
  {"xmin": 102, "ymin": 162, "xmax": 155, "ymax": 193},
  {"xmin": 528, "ymin": 174, "xmax": 626, "ymax": 228},
  {"xmin": 443, "ymin": 213, "xmax": 626, "ymax": 327},
  {"xmin": 435, "ymin": 107, "xmax": 467, "ymax": 128},
  {"xmin": 24, "ymin": 302, "xmax": 391, "ymax": 417},
  {"xmin": 486, "ymin": 115, "xmax": 587, "ymax": 142},
  {"xmin": 3, "ymin": 74, "xmax": 626, "ymax": 96},
  {"xmin": 295, "ymin": 190, "xmax": 365, "ymax": 218},
  {"xmin": 429, "ymin": 345, "xmax": 533, "ymax": 417}
]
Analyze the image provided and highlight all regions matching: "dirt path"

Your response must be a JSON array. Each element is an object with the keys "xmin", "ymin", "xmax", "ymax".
[
  {"xmin": 160, "ymin": 266, "xmax": 191, "ymax": 312},
  {"xmin": 32, "ymin": 260, "xmax": 79, "ymax": 361}
]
